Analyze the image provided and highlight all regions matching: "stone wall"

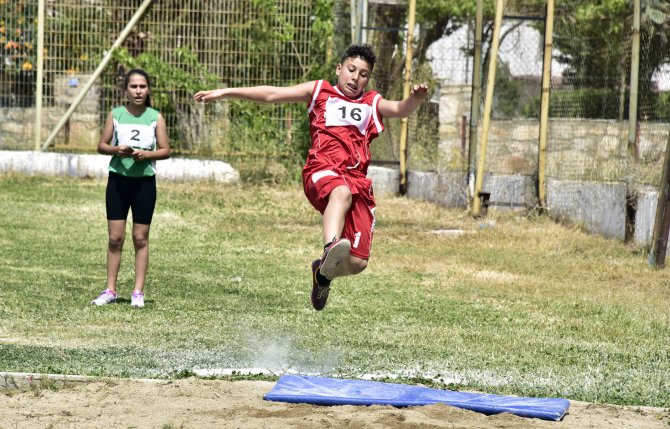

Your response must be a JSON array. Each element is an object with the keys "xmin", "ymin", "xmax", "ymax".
[
  {"xmin": 0, "ymin": 106, "xmax": 99, "ymax": 150},
  {"xmin": 436, "ymin": 84, "xmax": 670, "ymax": 186},
  {"xmin": 0, "ymin": 74, "xmax": 100, "ymax": 150},
  {"xmin": 406, "ymin": 83, "xmax": 670, "ymax": 245}
]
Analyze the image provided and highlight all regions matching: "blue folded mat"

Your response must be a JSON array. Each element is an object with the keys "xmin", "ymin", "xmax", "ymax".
[{"xmin": 264, "ymin": 374, "xmax": 570, "ymax": 421}]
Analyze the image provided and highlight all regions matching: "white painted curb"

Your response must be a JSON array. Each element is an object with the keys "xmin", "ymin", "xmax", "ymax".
[{"xmin": 0, "ymin": 151, "xmax": 239, "ymax": 183}]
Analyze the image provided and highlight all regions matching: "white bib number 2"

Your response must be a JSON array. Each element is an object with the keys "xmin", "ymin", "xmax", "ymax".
[
  {"xmin": 116, "ymin": 123, "xmax": 155, "ymax": 150},
  {"xmin": 325, "ymin": 97, "xmax": 372, "ymax": 135}
]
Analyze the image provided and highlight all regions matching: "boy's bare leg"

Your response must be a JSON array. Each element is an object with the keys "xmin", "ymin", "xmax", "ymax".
[
  {"xmin": 329, "ymin": 254, "xmax": 367, "ymax": 279},
  {"xmin": 322, "ymin": 185, "xmax": 351, "ymax": 243},
  {"xmin": 320, "ymin": 185, "xmax": 368, "ymax": 279}
]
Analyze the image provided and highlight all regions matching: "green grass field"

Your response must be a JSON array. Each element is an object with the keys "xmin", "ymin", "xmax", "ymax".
[{"xmin": 0, "ymin": 174, "xmax": 668, "ymax": 407}]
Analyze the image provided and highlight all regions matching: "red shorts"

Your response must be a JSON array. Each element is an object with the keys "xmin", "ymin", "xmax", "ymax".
[{"xmin": 303, "ymin": 168, "xmax": 376, "ymax": 260}]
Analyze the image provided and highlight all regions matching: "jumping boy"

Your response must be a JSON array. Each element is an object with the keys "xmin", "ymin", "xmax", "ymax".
[{"xmin": 193, "ymin": 44, "xmax": 428, "ymax": 311}]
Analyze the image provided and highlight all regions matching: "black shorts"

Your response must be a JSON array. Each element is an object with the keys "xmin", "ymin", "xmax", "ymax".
[{"xmin": 106, "ymin": 172, "xmax": 157, "ymax": 225}]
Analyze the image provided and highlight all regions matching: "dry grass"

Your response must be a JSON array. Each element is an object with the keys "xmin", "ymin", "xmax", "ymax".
[{"xmin": 0, "ymin": 174, "xmax": 668, "ymax": 407}]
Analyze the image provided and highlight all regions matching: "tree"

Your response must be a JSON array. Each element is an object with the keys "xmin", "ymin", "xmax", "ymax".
[
  {"xmin": 551, "ymin": 0, "xmax": 670, "ymax": 119},
  {"xmin": 0, "ymin": 1, "xmax": 38, "ymax": 106}
]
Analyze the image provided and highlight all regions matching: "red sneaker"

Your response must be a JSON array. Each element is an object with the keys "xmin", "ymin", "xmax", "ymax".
[
  {"xmin": 311, "ymin": 259, "xmax": 331, "ymax": 311},
  {"xmin": 319, "ymin": 238, "xmax": 351, "ymax": 280}
]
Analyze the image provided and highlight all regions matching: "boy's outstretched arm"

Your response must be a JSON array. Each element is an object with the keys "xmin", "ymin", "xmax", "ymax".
[
  {"xmin": 193, "ymin": 81, "xmax": 315, "ymax": 104},
  {"xmin": 378, "ymin": 83, "xmax": 429, "ymax": 118}
]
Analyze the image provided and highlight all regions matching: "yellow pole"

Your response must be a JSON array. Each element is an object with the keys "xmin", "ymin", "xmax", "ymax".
[
  {"xmin": 471, "ymin": 0, "xmax": 504, "ymax": 216},
  {"xmin": 34, "ymin": 0, "xmax": 45, "ymax": 150},
  {"xmin": 627, "ymin": 0, "xmax": 640, "ymax": 159},
  {"xmin": 399, "ymin": 0, "xmax": 416, "ymax": 194},
  {"xmin": 538, "ymin": 0, "xmax": 554, "ymax": 209},
  {"xmin": 468, "ymin": 0, "xmax": 484, "ymax": 206},
  {"xmin": 40, "ymin": 0, "xmax": 154, "ymax": 151}
]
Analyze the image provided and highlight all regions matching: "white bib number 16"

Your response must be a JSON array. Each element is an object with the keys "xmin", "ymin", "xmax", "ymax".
[{"xmin": 325, "ymin": 97, "xmax": 372, "ymax": 135}]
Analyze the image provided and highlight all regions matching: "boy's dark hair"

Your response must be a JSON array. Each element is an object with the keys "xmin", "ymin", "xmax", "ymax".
[{"xmin": 341, "ymin": 44, "xmax": 376, "ymax": 71}]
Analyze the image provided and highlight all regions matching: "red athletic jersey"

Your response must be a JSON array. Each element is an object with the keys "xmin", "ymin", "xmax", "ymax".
[{"xmin": 303, "ymin": 80, "xmax": 384, "ymax": 179}]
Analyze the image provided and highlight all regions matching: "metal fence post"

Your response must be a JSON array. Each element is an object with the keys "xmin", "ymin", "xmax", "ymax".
[
  {"xmin": 649, "ymin": 131, "xmax": 670, "ymax": 267},
  {"xmin": 398, "ymin": 0, "xmax": 416, "ymax": 195},
  {"xmin": 471, "ymin": 0, "xmax": 503, "ymax": 217},
  {"xmin": 627, "ymin": 0, "xmax": 640, "ymax": 159},
  {"xmin": 538, "ymin": 0, "xmax": 555, "ymax": 209},
  {"xmin": 34, "ymin": 0, "xmax": 45, "ymax": 151}
]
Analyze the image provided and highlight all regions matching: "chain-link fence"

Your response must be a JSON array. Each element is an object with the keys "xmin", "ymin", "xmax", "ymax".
[
  {"xmin": 1, "ymin": 0, "xmax": 325, "ymax": 181},
  {"xmin": 2, "ymin": 0, "xmax": 670, "ymax": 198},
  {"xmin": 547, "ymin": 1, "xmax": 670, "ymax": 193},
  {"xmin": 417, "ymin": 1, "xmax": 546, "ymax": 192},
  {"xmin": 416, "ymin": 0, "xmax": 670, "ymax": 212},
  {"xmin": 330, "ymin": 0, "xmax": 440, "ymax": 171}
]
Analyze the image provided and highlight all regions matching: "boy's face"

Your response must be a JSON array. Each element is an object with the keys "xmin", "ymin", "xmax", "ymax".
[{"xmin": 336, "ymin": 56, "xmax": 372, "ymax": 98}]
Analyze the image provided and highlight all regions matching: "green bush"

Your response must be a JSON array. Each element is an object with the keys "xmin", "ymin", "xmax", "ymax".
[
  {"xmin": 652, "ymin": 91, "xmax": 670, "ymax": 121},
  {"xmin": 550, "ymin": 87, "xmax": 621, "ymax": 119}
]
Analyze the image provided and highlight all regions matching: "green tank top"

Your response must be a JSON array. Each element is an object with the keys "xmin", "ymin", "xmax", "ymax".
[{"xmin": 108, "ymin": 106, "xmax": 160, "ymax": 177}]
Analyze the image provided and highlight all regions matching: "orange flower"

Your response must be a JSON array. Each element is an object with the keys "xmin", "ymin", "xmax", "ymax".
[
  {"xmin": 21, "ymin": 61, "xmax": 33, "ymax": 71},
  {"xmin": 4, "ymin": 40, "xmax": 18, "ymax": 50}
]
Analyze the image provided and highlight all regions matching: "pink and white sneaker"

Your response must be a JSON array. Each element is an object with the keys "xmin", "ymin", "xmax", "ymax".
[
  {"xmin": 91, "ymin": 289, "xmax": 117, "ymax": 306},
  {"xmin": 131, "ymin": 291, "xmax": 145, "ymax": 308}
]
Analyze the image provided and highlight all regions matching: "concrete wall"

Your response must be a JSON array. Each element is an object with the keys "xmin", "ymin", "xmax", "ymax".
[
  {"xmin": 546, "ymin": 179, "xmax": 627, "ymax": 240},
  {"xmin": 405, "ymin": 171, "xmax": 468, "ymax": 207},
  {"xmin": 396, "ymin": 165, "xmax": 660, "ymax": 246},
  {"xmin": 634, "ymin": 186, "xmax": 659, "ymax": 247},
  {"xmin": 367, "ymin": 166, "xmax": 399, "ymax": 198}
]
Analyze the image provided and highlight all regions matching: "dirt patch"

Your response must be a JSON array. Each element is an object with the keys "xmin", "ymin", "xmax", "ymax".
[{"xmin": 1, "ymin": 377, "xmax": 668, "ymax": 429}]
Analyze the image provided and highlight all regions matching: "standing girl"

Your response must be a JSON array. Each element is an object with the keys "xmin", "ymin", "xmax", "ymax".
[{"xmin": 92, "ymin": 69, "xmax": 171, "ymax": 307}]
